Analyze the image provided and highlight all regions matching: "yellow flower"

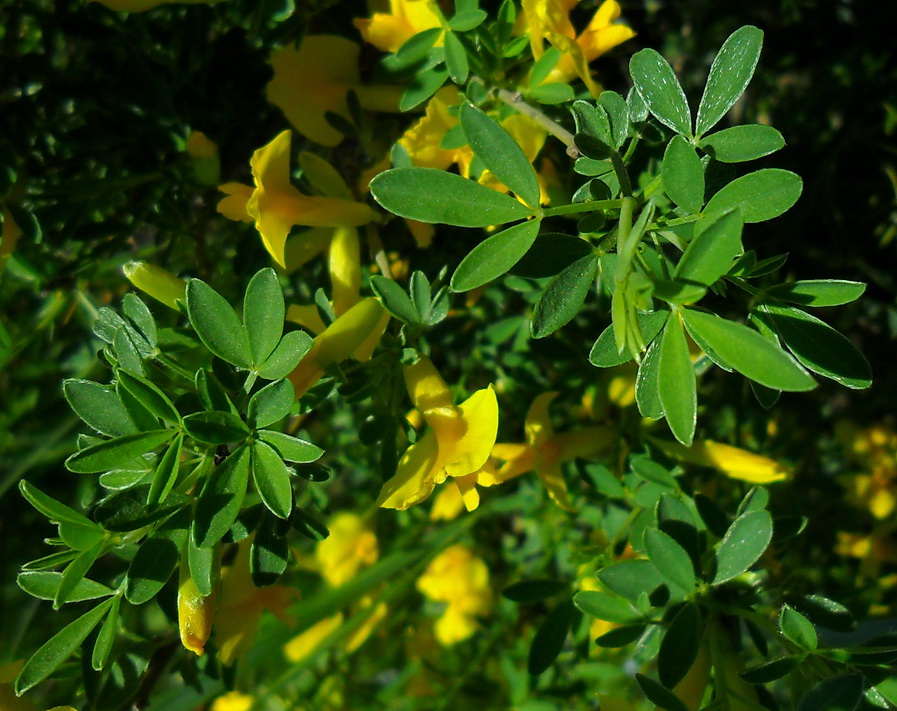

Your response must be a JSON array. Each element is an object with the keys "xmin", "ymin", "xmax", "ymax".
[
  {"xmin": 315, "ymin": 512, "xmax": 379, "ymax": 588},
  {"xmin": 0, "ymin": 660, "xmax": 38, "ymax": 711},
  {"xmin": 654, "ymin": 439, "xmax": 792, "ymax": 484},
  {"xmin": 491, "ymin": 392, "xmax": 614, "ymax": 511},
  {"xmin": 215, "ymin": 539, "xmax": 298, "ymax": 666},
  {"xmin": 416, "ymin": 544, "xmax": 492, "ymax": 646},
  {"xmin": 398, "ymin": 87, "xmax": 474, "ymax": 175},
  {"xmin": 267, "ymin": 36, "xmax": 404, "ymax": 148},
  {"xmin": 284, "ymin": 614, "xmax": 344, "ymax": 663},
  {"xmin": 288, "ymin": 297, "xmax": 389, "ymax": 397},
  {"xmin": 521, "ymin": 0, "xmax": 634, "ymax": 96},
  {"xmin": 122, "ymin": 261, "xmax": 187, "ymax": 311},
  {"xmin": 89, "ymin": 0, "xmax": 228, "ymax": 11},
  {"xmin": 178, "ymin": 559, "xmax": 216, "ymax": 657},
  {"xmin": 210, "ymin": 691, "xmax": 254, "ymax": 711},
  {"xmin": 836, "ymin": 422, "xmax": 897, "ymax": 519},
  {"xmin": 186, "ymin": 130, "xmax": 220, "ymax": 186},
  {"xmin": 217, "ymin": 131, "xmax": 375, "ymax": 268},
  {"xmin": 377, "ymin": 354, "xmax": 499, "ymax": 510},
  {"xmin": 354, "ymin": 0, "xmax": 443, "ymax": 53}
]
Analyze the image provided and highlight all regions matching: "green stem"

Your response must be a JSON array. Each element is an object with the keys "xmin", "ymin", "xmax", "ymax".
[
  {"xmin": 541, "ymin": 198, "xmax": 622, "ymax": 218},
  {"xmin": 610, "ymin": 151, "xmax": 633, "ymax": 197},
  {"xmin": 615, "ymin": 197, "xmax": 636, "ymax": 281},
  {"xmin": 154, "ymin": 352, "xmax": 194, "ymax": 381},
  {"xmin": 493, "ymin": 87, "xmax": 580, "ymax": 157}
]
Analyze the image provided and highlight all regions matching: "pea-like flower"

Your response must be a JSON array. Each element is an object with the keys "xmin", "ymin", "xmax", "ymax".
[
  {"xmin": 378, "ymin": 354, "xmax": 499, "ymax": 510},
  {"xmin": 491, "ymin": 392, "xmax": 614, "ymax": 511},
  {"xmin": 416, "ymin": 544, "xmax": 492, "ymax": 646},
  {"xmin": 217, "ymin": 130, "xmax": 376, "ymax": 268},
  {"xmin": 654, "ymin": 438, "xmax": 792, "ymax": 484}
]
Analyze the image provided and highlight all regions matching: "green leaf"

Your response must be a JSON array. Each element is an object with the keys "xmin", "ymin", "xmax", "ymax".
[
  {"xmin": 696, "ymin": 26, "xmax": 764, "ymax": 136},
  {"xmin": 394, "ymin": 28, "xmax": 442, "ymax": 67},
  {"xmin": 636, "ymin": 337, "xmax": 664, "ymax": 419},
  {"xmin": 658, "ymin": 315, "xmax": 696, "ymax": 446},
  {"xmin": 713, "ymin": 509, "xmax": 773, "ymax": 584},
  {"xmin": 251, "ymin": 440, "xmax": 293, "ymax": 519},
  {"xmin": 635, "ymin": 673, "xmax": 689, "ymax": 711},
  {"xmin": 65, "ymin": 429, "xmax": 171, "ymax": 474},
  {"xmin": 531, "ymin": 253, "xmax": 599, "ymax": 338},
  {"xmin": 94, "ymin": 487, "xmax": 186, "ymax": 532},
  {"xmin": 766, "ymin": 279, "xmax": 865, "ymax": 307},
  {"xmin": 599, "ymin": 91, "xmax": 630, "ymax": 149},
  {"xmin": 370, "ymin": 168, "xmax": 533, "ymax": 227},
  {"xmin": 572, "ymin": 100, "xmax": 613, "ymax": 157},
  {"xmin": 650, "ymin": 278, "xmax": 707, "ymax": 306},
  {"xmin": 529, "ymin": 82, "xmax": 574, "ymax": 104},
  {"xmin": 193, "ymin": 445, "xmax": 250, "ymax": 548},
  {"xmin": 117, "ymin": 382, "xmax": 159, "ymax": 431},
  {"xmin": 91, "ymin": 595, "xmax": 120, "ymax": 671},
  {"xmin": 247, "ymin": 379, "xmax": 295, "ymax": 430},
  {"xmin": 116, "ymin": 370, "xmax": 180, "ymax": 424},
  {"xmin": 251, "ymin": 512, "xmax": 290, "ymax": 586},
  {"xmin": 574, "ymin": 590, "xmax": 641, "ymax": 623},
  {"xmin": 758, "ymin": 304, "xmax": 871, "ymax": 389},
  {"xmin": 187, "ymin": 535, "xmax": 216, "ymax": 597},
  {"xmin": 460, "ymin": 103, "xmax": 541, "ymax": 208},
  {"xmin": 630, "ymin": 49, "xmax": 692, "ymax": 137},
  {"xmin": 17, "ymin": 572, "xmax": 113, "ymax": 603},
  {"xmin": 63, "ymin": 379, "xmax": 136, "ymax": 437},
  {"xmin": 502, "ymin": 579, "xmax": 567, "ymax": 603},
  {"xmin": 528, "ymin": 600, "xmax": 575, "ymax": 676},
  {"xmin": 125, "ymin": 512, "xmax": 187, "ymax": 605},
  {"xmin": 112, "ymin": 327, "xmax": 145, "ymax": 376},
  {"xmin": 663, "ymin": 136, "xmax": 704, "ymax": 213},
  {"xmin": 598, "ymin": 560, "xmax": 666, "ymax": 602},
  {"xmin": 675, "ymin": 208, "xmax": 744, "ymax": 286},
  {"xmin": 257, "ymin": 429, "xmax": 323, "ymax": 463},
  {"xmin": 410, "ymin": 271, "xmax": 432, "ymax": 322},
  {"xmin": 449, "ymin": 8, "xmax": 487, "ymax": 31},
  {"xmin": 590, "ymin": 310, "xmax": 668, "ymax": 367},
  {"xmin": 740, "ymin": 655, "xmax": 803, "ymax": 684},
  {"xmin": 123, "ymin": 293, "xmax": 157, "ymax": 348},
  {"xmin": 291, "ymin": 507, "xmax": 330, "ymax": 541},
  {"xmin": 797, "ymin": 674, "xmax": 864, "ymax": 711},
  {"xmin": 658, "ymin": 603, "xmax": 702, "ymax": 688},
  {"xmin": 511, "ymin": 233, "xmax": 593, "ymax": 279},
  {"xmin": 796, "ymin": 594, "xmax": 855, "ymax": 633},
  {"xmin": 704, "ymin": 169, "xmax": 802, "ymax": 223},
  {"xmin": 243, "ymin": 268, "xmax": 284, "ymax": 366},
  {"xmin": 451, "ymin": 219, "xmax": 541, "ymax": 292},
  {"xmin": 15, "ymin": 598, "xmax": 114, "ymax": 695},
  {"xmin": 147, "ymin": 434, "xmax": 183, "ymax": 505},
  {"xmin": 443, "ymin": 31, "xmax": 469, "ymax": 83},
  {"xmin": 644, "ymin": 528, "xmax": 696, "ymax": 591},
  {"xmin": 699, "ymin": 124, "xmax": 784, "ymax": 163},
  {"xmin": 780, "ymin": 604, "xmax": 818, "ymax": 650},
  {"xmin": 596, "ymin": 624, "xmax": 646, "ymax": 647},
  {"xmin": 183, "ymin": 411, "xmax": 250, "ymax": 445},
  {"xmin": 681, "ymin": 308, "xmax": 816, "ymax": 391},
  {"xmin": 186, "ymin": 279, "xmax": 252, "ymax": 368},
  {"xmin": 21, "ymin": 550, "xmax": 80, "ymax": 571},
  {"xmin": 631, "ymin": 456, "xmax": 678, "ymax": 489},
  {"xmin": 58, "ymin": 522, "xmax": 105, "ymax": 551},
  {"xmin": 19, "ymin": 480, "xmax": 96, "ymax": 527},
  {"xmin": 400, "ymin": 65, "xmax": 449, "ymax": 111},
  {"xmin": 55, "ymin": 539, "xmax": 105, "ymax": 609},
  {"xmin": 370, "ymin": 275, "xmax": 419, "ymax": 323},
  {"xmin": 259, "ymin": 330, "xmax": 314, "ymax": 381}
]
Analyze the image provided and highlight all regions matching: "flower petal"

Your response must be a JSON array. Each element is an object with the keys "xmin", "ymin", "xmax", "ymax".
[
  {"xmin": 329, "ymin": 227, "xmax": 361, "ymax": 317},
  {"xmin": 403, "ymin": 354, "xmax": 455, "ymax": 414},
  {"xmin": 378, "ymin": 430, "xmax": 440, "ymax": 509},
  {"xmin": 536, "ymin": 460, "xmax": 575, "ymax": 511},
  {"xmin": 444, "ymin": 386, "xmax": 499, "ymax": 478},
  {"xmin": 525, "ymin": 391, "xmax": 559, "ymax": 449}
]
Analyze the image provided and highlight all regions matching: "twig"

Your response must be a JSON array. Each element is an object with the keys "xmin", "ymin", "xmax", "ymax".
[{"xmin": 494, "ymin": 88, "xmax": 581, "ymax": 158}]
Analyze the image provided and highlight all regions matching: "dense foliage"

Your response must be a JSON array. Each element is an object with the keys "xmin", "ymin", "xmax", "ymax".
[{"xmin": 2, "ymin": 0, "xmax": 896, "ymax": 710}]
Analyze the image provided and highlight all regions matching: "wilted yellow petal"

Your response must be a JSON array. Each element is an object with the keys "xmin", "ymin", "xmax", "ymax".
[
  {"xmin": 178, "ymin": 561, "xmax": 215, "ymax": 657},
  {"xmin": 123, "ymin": 261, "xmax": 187, "ymax": 311},
  {"xmin": 283, "ymin": 614, "xmax": 344, "ymax": 663},
  {"xmin": 378, "ymin": 430, "xmax": 440, "ymax": 509},
  {"xmin": 289, "ymin": 298, "xmax": 386, "ymax": 396}
]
